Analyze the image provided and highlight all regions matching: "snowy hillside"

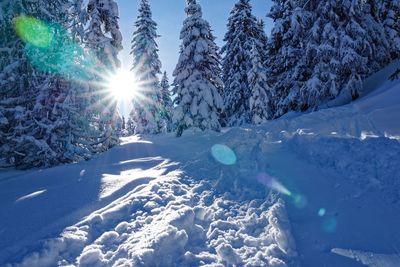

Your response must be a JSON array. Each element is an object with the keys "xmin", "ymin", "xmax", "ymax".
[{"xmin": 1, "ymin": 64, "xmax": 400, "ymax": 267}]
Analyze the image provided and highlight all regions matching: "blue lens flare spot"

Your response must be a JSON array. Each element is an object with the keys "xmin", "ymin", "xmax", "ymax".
[
  {"xmin": 211, "ymin": 144, "xmax": 237, "ymax": 166},
  {"xmin": 318, "ymin": 208, "xmax": 326, "ymax": 217},
  {"xmin": 323, "ymin": 217, "xmax": 337, "ymax": 233}
]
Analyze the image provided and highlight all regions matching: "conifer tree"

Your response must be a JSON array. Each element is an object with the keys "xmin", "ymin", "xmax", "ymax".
[
  {"xmin": 0, "ymin": 0, "xmax": 94, "ymax": 168},
  {"xmin": 379, "ymin": 0, "xmax": 400, "ymax": 59},
  {"xmin": 85, "ymin": 0, "xmax": 122, "ymax": 149},
  {"xmin": 266, "ymin": 0, "xmax": 311, "ymax": 116},
  {"xmin": 222, "ymin": 0, "xmax": 268, "ymax": 125},
  {"xmin": 129, "ymin": 0, "xmax": 164, "ymax": 134},
  {"xmin": 248, "ymin": 44, "xmax": 273, "ymax": 124},
  {"xmin": 160, "ymin": 71, "xmax": 173, "ymax": 131},
  {"xmin": 267, "ymin": 0, "xmax": 395, "ymax": 117},
  {"xmin": 172, "ymin": 0, "xmax": 224, "ymax": 137}
]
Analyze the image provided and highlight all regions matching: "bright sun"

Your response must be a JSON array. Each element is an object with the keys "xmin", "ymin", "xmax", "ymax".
[{"xmin": 107, "ymin": 70, "xmax": 137, "ymax": 101}]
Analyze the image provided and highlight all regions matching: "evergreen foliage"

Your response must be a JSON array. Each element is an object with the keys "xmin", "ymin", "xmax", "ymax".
[
  {"xmin": 129, "ymin": 0, "xmax": 164, "ymax": 134},
  {"xmin": 172, "ymin": 0, "xmax": 224, "ymax": 137}
]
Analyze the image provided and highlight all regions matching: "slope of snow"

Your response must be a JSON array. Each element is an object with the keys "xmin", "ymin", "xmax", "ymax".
[{"xmin": 1, "ymin": 65, "xmax": 400, "ymax": 266}]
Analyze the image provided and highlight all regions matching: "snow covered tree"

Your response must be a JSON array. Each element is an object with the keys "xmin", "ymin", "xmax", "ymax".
[
  {"xmin": 0, "ymin": 0, "xmax": 96, "ymax": 168},
  {"xmin": 129, "ymin": 0, "xmax": 164, "ymax": 134},
  {"xmin": 248, "ymin": 44, "xmax": 273, "ymax": 124},
  {"xmin": 68, "ymin": 0, "xmax": 87, "ymax": 44},
  {"xmin": 267, "ymin": 0, "xmax": 395, "ymax": 117},
  {"xmin": 126, "ymin": 117, "xmax": 135, "ymax": 135},
  {"xmin": 172, "ymin": 0, "xmax": 224, "ymax": 137},
  {"xmin": 222, "ymin": 0, "xmax": 269, "ymax": 125},
  {"xmin": 257, "ymin": 19, "xmax": 269, "ymax": 64},
  {"xmin": 160, "ymin": 71, "xmax": 173, "ymax": 131},
  {"xmin": 85, "ymin": 0, "xmax": 123, "ymax": 149},
  {"xmin": 379, "ymin": 0, "xmax": 400, "ymax": 59},
  {"xmin": 266, "ymin": 0, "xmax": 312, "ymax": 116}
]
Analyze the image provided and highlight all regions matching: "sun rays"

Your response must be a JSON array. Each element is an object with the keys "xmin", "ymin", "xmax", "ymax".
[
  {"xmin": 106, "ymin": 70, "xmax": 137, "ymax": 101},
  {"xmin": 13, "ymin": 15, "xmax": 162, "ymax": 119}
]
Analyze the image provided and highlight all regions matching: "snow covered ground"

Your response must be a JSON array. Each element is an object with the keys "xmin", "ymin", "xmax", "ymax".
[{"xmin": 1, "ymin": 62, "xmax": 400, "ymax": 267}]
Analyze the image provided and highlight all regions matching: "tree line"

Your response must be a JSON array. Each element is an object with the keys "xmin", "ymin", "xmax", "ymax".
[{"xmin": 0, "ymin": 0, "xmax": 399, "ymax": 169}]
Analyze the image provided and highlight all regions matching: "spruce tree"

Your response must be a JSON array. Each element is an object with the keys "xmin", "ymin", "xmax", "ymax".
[
  {"xmin": 222, "ymin": 0, "xmax": 268, "ymax": 125},
  {"xmin": 172, "ymin": 0, "xmax": 224, "ymax": 137},
  {"xmin": 129, "ymin": 0, "xmax": 164, "ymax": 134},
  {"xmin": 268, "ymin": 0, "xmax": 395, "ymax": 117},
  {"xmin": 0, "ymin": 0, "xmax": 94, "ymax": 168},
  {"xmin": 160, "ymin": 71, "xmax": 173, "ymax": 132},
  {"xmin": 266, "ymin": 0, "xmax": 311, "ymax": 116},
  {"xmin": 85, "ymin": 0, "xmax": 122, "ymax": 149},
  {"xmin": 248, "ymin": 44, "xmax": 273, "ymax": 124},
  {"xmin": 379, "ymin": 0, "xmax": 400, "ymax": 59}
]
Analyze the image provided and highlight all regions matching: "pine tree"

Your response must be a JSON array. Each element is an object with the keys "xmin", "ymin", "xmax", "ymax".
[
  {"xmin": 221, "ymin": 0, "xmax": 268, "ymax": 125},
  {"xmin": 85, "ymin": 0, "xmax": 123, "ymax": 149},
  {"xmin": 248, "ymin": 44, "xmax": 273, "ymax": 124},
  {"xmin": 0, "ymin": 0, "xmax": 94, "ymax": 168},
  {"xmin": 266, "ymin": 0, "xmax": 312, "ymax": 116},
  {"xmin": 379, "ymin": 0, "xmax": 400, "ymax": 59},
  {"xmin": 267, "ymin": 0, "xmax": 395, "ymax": 117},
  {"xmin": 172, "ymin": 0, "xmax": 224, "ymax": 137},
  {"xmin": 129, "ymin": 0, "xmax": 164, "ymax": 134},
  {"xmin": 126, "ymin": 117, "xmax": 135, "ymax": 135},
  {"xmin": 298, "ymin": 0, "xmax": 340, "ymax": 109},
  {"xmin": 160, "ymin": 71, "xmax": 173, "ymax": 132}
]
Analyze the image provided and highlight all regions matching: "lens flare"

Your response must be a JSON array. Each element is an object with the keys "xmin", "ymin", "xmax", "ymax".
[
  {"xmin": 14, "ymin": 16, "xmax": 94, "ymax": 78},
  {"xmin": 211, "ymin": 144, "xmax": 237, "ymax": 165},
  {"xmin": 323, "ymin": 217, "xmax": 337, "ymax": 233},
  {"xmin": 293, "ymin": 194, "xmax": 308, "ymax": 209},
  {"xmin": 257, "ymin": 173, "xmax": 292, "ymax": 196},
  {"xmin": 14, "ymin": 16, "xmax": 53, "ymax": 48},
  {"xmin": 318, "ymin": 208, "xmax": 326, "ymax": 217},
  {"xmin": 106, "ymin": 70, "xmax": 137, "ymax": 101}
]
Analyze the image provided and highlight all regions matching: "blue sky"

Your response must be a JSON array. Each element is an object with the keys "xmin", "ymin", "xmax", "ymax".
[{"xmin": 117, "ymin": 0, "xmax": 273, "ymax": 79}]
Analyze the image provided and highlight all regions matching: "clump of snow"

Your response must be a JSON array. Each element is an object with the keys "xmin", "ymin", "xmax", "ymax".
[
  {"xmin": 332, "ymin": 248, "xmax": 400, "ymax": 267},
  {"xmin": 13, "ymin": 166, "xmax": 297, "ymax": 267}
]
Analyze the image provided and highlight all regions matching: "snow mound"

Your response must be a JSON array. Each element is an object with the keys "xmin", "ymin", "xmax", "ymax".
[{"xmin": 332, "ymin": 248, "xmax": 400, "ymax": 267}]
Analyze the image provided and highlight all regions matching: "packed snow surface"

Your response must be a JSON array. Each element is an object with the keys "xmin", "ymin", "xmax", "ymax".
[{"xmin": 1, "ymin": 64, "xmax": 400, "ymax": 266}]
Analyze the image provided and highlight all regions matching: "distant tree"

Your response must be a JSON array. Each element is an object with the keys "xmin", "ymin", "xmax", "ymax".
[
  {"xmin": 172, "ymin": 0, "xmax": 224, "ymax": 137},
  {"xmin": 160, "ymin": 71, "xmax": 173, "ymax": 131},
  {"xmin": 129, "ymin": 0, "xmax": 164, "ymax": 134}
]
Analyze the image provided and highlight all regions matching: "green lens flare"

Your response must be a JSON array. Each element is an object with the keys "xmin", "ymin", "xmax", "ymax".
[
  {"xmin": 13, "ymin": 16, "xmax": 95, "ymax": 79},
  {"xmin": 211, "ymin": 144, "xmax": 237, "ymax": 166},
  {"xmin": 293, "ymin": 194, "xmax": 308, "ymax": 209},
  {"xmin": 14, "ymin": 16, "xmax": 53, "ymax": 48}
]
